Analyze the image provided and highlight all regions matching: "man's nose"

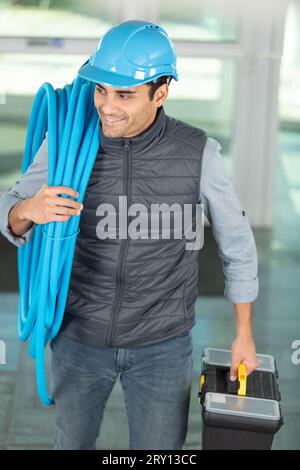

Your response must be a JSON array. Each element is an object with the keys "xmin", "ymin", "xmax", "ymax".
[{"xmin": 99, "ymin": 97, "xmax": 120, "ymax": 116}]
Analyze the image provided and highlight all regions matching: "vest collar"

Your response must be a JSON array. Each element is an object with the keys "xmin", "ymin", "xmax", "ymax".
[{"xmin": 99, "ymin": 105, "xmax": 167, "ymax": 153}]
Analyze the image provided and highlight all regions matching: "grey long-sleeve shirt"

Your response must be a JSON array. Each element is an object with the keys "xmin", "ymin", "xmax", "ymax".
[{"xmin": 0, "ymin": 133, "xmax": 259, "ymax": 304}]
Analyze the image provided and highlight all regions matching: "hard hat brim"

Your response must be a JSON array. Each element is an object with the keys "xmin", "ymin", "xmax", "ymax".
[{"xmin": 78, "ymin": 62, "xmax": 178, "ymax": 89}]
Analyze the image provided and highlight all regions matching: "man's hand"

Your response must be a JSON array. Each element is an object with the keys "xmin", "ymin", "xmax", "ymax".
[
  {"xmin": 8, "ymin": 184, "xmax": 83, "ymax": 238},
  {"xmin": 23, "ymin": 184, "xmax": 83, "ymax": 224},
  {"xmin": 230, "ymin": 302, "xmax": 259, "ymax": 381},
  {"xmin": 230, "ymin": 334, "xmax": 259, "ymax": 381}
]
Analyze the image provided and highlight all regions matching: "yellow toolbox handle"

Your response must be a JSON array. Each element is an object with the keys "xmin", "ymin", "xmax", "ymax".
[
  {"xmin": 237, "ymin": 363, "xmax": 247, "ymax": 396},
  {"xmin": 200, "ymin": 374, "xmax": 206, "ymax": 391},
  {"xmin": 198, "ymin": 374, "xmax": 206, "ymax": 403}
]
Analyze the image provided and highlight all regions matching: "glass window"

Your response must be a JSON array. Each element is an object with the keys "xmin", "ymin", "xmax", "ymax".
[
  {"xmin": 277, "ymin": 1, "xmax": 300, "ymax": 222},
  {"xmin": 0, "ymin": 0, "xmax": 122, "ymax": 38},
  {"xmin": 0, "ymin": 54, "xmax": 237, "ymax": 192},
  {"xmin": 0, "ymin": 53, "xmax": 87, "ymax": 191},
  {"xmin": 159, "ymin": 0, "xmax": 240, "ymax": 42},
  {"xmin": 0, "ymin": 53, "xmax": 87, "ymax": 95},
  {"xmin": 279, "ymin": 0, "xmax": 300, "ymax": 125},
  {"xmin": 164, "ymin": 57, "xmax": 237, "ymax": 175}
]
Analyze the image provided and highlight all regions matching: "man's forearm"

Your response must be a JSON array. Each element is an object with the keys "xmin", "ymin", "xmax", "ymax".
[
  {"xmin": 8, "ymin": 199, "xmax": 33, "ymax": 237},
  {"xmin": 234, "ymin": 303, "xmax": 253, "ymax": 337},
  {"xmin": 230, "ymin": 302, "xmax": 258, "ymax": 380}
]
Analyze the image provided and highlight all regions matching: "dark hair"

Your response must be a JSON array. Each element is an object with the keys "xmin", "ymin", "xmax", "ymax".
[{"xmin": 147, "ymin": 75, "xmax": 172, "ymax": 101}]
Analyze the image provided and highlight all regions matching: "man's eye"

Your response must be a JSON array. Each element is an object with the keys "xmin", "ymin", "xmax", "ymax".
[
  {"xmin": 96, "ymin": 88, "xmax": 104, "ymax": 94},
  {"xmin": 120, "ymin": 94, "xmax": 130, "ymax": 100}
]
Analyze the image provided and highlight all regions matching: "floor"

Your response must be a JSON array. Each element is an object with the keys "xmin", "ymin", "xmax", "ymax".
[{"xmin": 0, "ymin": 130, "xmax": 299, "ymax": 450}]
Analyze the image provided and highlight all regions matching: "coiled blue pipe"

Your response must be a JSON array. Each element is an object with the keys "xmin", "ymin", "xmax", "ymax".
[{"xmin": 17, "ymin": 76, "xmax": 100, "ymax": 406}]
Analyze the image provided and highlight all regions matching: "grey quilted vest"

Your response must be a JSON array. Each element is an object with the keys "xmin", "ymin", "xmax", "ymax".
[{"xmin": 59, "ymin": 106, "xmax": 207, "ymax": 347}]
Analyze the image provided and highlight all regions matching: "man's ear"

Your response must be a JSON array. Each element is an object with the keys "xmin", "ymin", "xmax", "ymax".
[{"xmin": 154, "ymin": 84, "xmax": 169, "ymax": 108}]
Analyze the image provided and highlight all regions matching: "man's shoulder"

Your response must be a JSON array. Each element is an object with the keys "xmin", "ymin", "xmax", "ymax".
[
  {"xmin": 164, "ymin": 113, "xmax": 213, "ymax": 155},
  {"xmin": 203, "ymin": 136, "xmax": 222, "ymax": 154}
]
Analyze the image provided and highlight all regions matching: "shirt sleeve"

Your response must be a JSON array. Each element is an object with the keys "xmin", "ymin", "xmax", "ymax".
[
  {"xmin": 0, "ymin": 132, "xmax": 49, "ymax": 247},
  {"xmin": 199, "ymin": 137, "xmax": 259, "ymax": 304}
]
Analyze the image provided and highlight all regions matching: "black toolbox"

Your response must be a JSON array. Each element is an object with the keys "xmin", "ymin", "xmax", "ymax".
[{"xmin": 198, "ymin": 348, "xmax": 284, "ymax": 450}]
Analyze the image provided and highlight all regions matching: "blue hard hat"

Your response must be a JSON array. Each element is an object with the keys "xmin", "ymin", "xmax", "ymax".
[{"xmin": 78, "ymin": 19, "xmax": 178, "ymax": 88}]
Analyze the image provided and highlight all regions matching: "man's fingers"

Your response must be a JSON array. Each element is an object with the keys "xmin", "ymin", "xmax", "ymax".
[
  {"xmin": 230, "ymin": 359, "xmax": 240, "ymax": 381},
  {"xmin": 48, "ymin": 206, "xmax": 81, "ymax": 217},
  {"xmin": 45, "ymin": 186, "xmax": 78, "ymax": 199},
  {"xmin": 230, "ymin": 373, "xmax": 238, "ymax": 381},
  {"xmin": 47, "ymin": 196, "xmax": 83, "ymax": 210},
  {"xmin": 230, "ymin": 359, "xmax": 259, "ymax": 382},
  {"xmin": 244, "ymin": 360, "xmax": 260, "ymax": 376}
]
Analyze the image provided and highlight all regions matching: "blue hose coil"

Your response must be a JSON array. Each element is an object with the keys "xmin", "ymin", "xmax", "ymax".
[{"xmin": 17, "ymin": 76, "xmax": 100, "ymax": 406}]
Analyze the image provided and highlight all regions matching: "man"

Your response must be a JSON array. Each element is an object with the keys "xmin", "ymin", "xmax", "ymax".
[{"xmin": 0, "ymin": 20, "xmax": 259, "ymax": 450}]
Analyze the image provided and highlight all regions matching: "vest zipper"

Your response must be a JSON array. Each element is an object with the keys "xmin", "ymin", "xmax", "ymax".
[{"xmin": 106, "ymin": 139, "xmax": 131, "ymax": 347}]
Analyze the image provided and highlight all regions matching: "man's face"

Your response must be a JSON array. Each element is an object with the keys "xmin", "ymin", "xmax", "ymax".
[{"xmin": 93, "ymin": 82, "xmax": 168, "ymax": 139}]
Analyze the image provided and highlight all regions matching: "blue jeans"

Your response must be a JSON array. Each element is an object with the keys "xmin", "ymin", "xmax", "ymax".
[{"xmin": 50, "ymin": 331, "xmax": 193, "ymax": 450}]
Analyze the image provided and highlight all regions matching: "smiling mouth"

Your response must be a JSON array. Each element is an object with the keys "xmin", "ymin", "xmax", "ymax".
[{"xmin": 102, "ymin": 115, "xmax": 127, "ymax": 124}]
